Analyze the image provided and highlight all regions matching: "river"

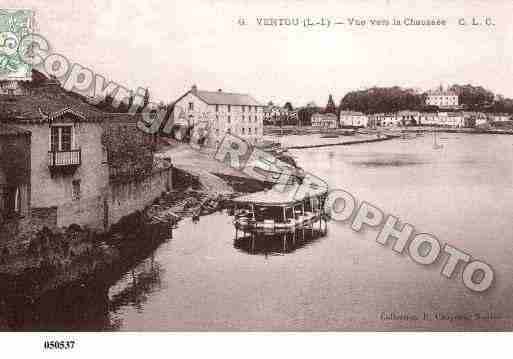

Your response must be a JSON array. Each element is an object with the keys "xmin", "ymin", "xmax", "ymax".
[{"xmin": 4, "ymin": 133, "xmax": 513, "ymax": 330}]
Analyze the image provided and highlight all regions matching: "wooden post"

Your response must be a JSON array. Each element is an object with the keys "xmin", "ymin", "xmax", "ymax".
[
  {"xmin": 283, "ymin": 206, "xmax": 287, "ymax": 223},
  {"xmin": 282, "ymin": 233, "xmax": 286, "ymax": 253}
]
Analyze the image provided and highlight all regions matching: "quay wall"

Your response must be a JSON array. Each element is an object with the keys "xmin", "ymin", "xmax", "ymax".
[
  {"xmin": 28, "ymin": 166, "xmax": 172, "ymax": 231},
  {"xmin": 106, "ymin": 167, "xmax": 172, "ymax": 229}
]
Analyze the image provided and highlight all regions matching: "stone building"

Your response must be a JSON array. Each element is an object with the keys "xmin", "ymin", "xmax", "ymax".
[
  {"xmin": 171, "ymin": 85, "xmax": 265, "ymax": 146},
  {"xmin": 311, "ymin": 113, "xmax": 338, "ymax": 128},
  {"xmin": 339, "ymin": 111, "xmax": 369, "ymax": 127},
  {"xmin": 425, "ymin": 86, "xmax": 459, "ymax": 108},
  {"xmin": 0, "ymin": 71, "xmax": 171, "ymax": 232},
  {"xmin": 0, "ymin": 74, "xmax": 109, "ymax": 229}
]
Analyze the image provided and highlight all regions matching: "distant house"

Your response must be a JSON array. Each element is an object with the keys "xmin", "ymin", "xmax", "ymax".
[
  {"xmin": 171, "ymin": 85, "xmax": 265, "ymax": 146},
  {"xmin": 339, "ymin": 111, "xmax": 368, "ymax": 127},
  {"xmin": 474, "ymin": 113, "xmax": 489, "ymax": 127},
  {"xmin": 370, "ymin": 113, "xmax": 400, "ymax": 127},
  {"xmin": 396, "ymin": 111, "xmax": 420, "ymax": 126},
  {"xmin": 263, "ymin": 104, "xmax": 290, "ymax": 125},
  {"xmin": 427, "ymin": 112, "xmax": 464, "ymax": 127},
  {"xmin": 311, "ymin": 113, "xmax": 338, "ymax": 128},
  {"xmin": 425, "ymin": 86, "xmax": 459, "ymax": 109},
  {"xmin": 417, "ymin": 112, "xmax": 439, "ymax": 126}
]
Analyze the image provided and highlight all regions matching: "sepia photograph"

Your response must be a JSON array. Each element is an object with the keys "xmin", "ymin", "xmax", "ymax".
[{"xmin": 0, "ymin": 0, "xmax": 512, "ymax": 355}]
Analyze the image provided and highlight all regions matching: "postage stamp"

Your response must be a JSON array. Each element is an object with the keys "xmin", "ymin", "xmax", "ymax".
[{"xmin": 0, "ymin": 9, "xmax": 33, "ymax": 80}]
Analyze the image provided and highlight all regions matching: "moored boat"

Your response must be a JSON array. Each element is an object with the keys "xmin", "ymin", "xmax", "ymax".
[{"xmin": 231, "ymin": 184, "xmax": 329, "ymax": 236}]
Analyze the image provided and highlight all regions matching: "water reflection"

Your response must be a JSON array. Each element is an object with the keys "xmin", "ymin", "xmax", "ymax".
[
  {"xmin": 0, "ymin": 252, "xmax": 164, "ymax": 330},
  {"xmin": 109, "ymin": 255, "xmax": 164, "ymax": 314},
  {"xmin": 234, "ymin": 228, "xmax": 327, "ymax": 256}
]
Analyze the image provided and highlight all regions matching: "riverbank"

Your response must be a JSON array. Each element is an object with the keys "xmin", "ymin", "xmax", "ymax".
[
  {"xmin": 0, "ymin": 210, "xmax": 169, "ymax": 301},
  {"xmin": 394, "ymin": 126, "xmax": 513, "ymax": 135},
  {"xmin": 285, "ymin": 134, "xmax": 398, "ymax": 149},
  {"xmin": 0, "ymin": 151, "xmax": 274, "ymax": 303}
]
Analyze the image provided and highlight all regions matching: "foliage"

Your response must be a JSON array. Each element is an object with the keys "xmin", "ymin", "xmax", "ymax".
[
  {"xmin": 449, "ymin": 84, "xmax": 494, "ymax": 109},
  {"xmin": 101, "ymin": 123, "xmax": 155, "ymax": 181},
  {"xmin": 339, "ymin": 87, "xmax": 423, "ymax": 114},
  {"xmin": 325, "ymin": 94, "xmax": 337, "ymax": 114},
  {"xmin": 297, "ymin": 105, "xmax": 321, "ymax": 126}
]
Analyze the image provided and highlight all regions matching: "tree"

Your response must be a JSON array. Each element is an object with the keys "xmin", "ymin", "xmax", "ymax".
[
  {"xmin": 298, "ymin": 104, "xmax": 321, "ymax": 126},
  {"xmin": 128, "ymin": 91, "xmax": 134, "ymax": 109},
  {"xmin": 325, "ymin": 94, "xmax": 337, "ymax": 114},
  {"xmin": 143, "ymin": 88, "xmax": 150, "ymax": 108},
  {"xmin": 449, "ymin": 84, "xmax": 494, "ymax": 110},
  {"xmin": 339, "ymin": 87, "xmax": 423, "ymax": 114},
  {"xmin": 284, "ymin": 102, "xmax": 294, "ymax": 112}
]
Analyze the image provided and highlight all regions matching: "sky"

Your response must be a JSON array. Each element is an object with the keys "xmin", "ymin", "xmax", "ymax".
[{"xmin": 3, "ymin": 0, "xmax": 513, "ymax": 107}]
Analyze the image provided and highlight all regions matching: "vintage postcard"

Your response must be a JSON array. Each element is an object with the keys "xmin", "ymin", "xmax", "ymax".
[{"xmin": 0, "ymin": 0, "xmax": 512, "ymax": 351}]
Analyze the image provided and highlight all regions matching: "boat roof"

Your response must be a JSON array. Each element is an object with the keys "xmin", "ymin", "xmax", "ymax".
[{"xmin": 232, "ymin": 184, "xmax": 328, "ymax": 206}]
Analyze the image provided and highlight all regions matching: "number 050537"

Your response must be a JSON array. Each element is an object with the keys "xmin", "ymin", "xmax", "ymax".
[{"xmin": 43, "ymin": 340, "xmax": 75, "ymax": 350}]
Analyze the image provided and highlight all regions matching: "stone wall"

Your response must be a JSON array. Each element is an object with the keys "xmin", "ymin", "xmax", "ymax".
[
  {"xmin": 105, "ymin": 167, "xmax": 172, "ymax": 229},
  {"xmin": 45, "ymin": 166, "xmax": 172, "ymax": 231},
  {"xmin": 30, "ymin": 207, "xmax": 58, "ymax": 230},
  {"xmin": 57, "ymin": 195, "xmax": 103, "ymax": 229}
]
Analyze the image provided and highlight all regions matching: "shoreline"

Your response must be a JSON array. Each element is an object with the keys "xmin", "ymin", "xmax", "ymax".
[
  {"xmin": 285, "ymin": 135, "xmax": 398, "ymax": 150},
  {"xmin": 0, "ymin": 164, "xmax": 271, "ymax": 305},
  {"xmin": 396, "ymin": 127, "xmax": 513, "ymax": 135}
]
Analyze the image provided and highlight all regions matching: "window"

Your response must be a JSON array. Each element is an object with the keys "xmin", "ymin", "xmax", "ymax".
[
  {"xmin": 188, "ymin": 102, "xmax": 194, "ymax": 111},
  {"xmin": 242, "ymin": 106, "xmax": 245, "ymax": 113},
  {"xmin": 50, "ymin": 126, "xmax": 73, "ymax": 151},
  {"xmin": 227, "ymin": 128, "xmax": 231, "ymax": 134},
  {"xmin": 249, "ymin": 128, "xmax": 252, "ymax": 134},
  {"xmin": 215, "ymin": 104, "xmax": 219, "ymax": 112},
  {"xmin": 72, "ymin": 179, "xmax": 81, "ymax": 201},
  {"xmin": 227, "ymin": 115, "xmax": 231, "ymax": 124},
  {"xmin": 242, "ymin": 128, "xmax": 245, "ymax": 134},
  {"xmin": 228, "ymin": 105, "xmax": 231, "ymax": 112},
  {"xmin": 242, "ymin": 115, "xmax": 245, "ymax": 122}
]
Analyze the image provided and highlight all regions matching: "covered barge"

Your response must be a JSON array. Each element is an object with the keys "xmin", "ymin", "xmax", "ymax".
[{"xmin": 231, "ymin": 184, "xmax": 329, "ymax": 236}]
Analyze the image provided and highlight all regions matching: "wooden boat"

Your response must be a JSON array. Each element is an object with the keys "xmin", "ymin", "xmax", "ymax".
[{"xmin": 231, "ymin": 183, "xmax": 329, "ymax": 236}]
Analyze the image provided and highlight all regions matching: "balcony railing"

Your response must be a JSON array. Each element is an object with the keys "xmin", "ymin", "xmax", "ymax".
[{"xmin": 48, "ymin": 149, "xmax": 82, "ymax": 168}]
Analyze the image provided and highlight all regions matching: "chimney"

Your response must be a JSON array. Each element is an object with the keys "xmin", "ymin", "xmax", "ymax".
[
  {"xmin": 218, "ymin": 89, "xmax": 222, "ymax": 92},
  {"xmin": 191, "ymin": 84, "xmax": 197, "ymax": 93}
]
